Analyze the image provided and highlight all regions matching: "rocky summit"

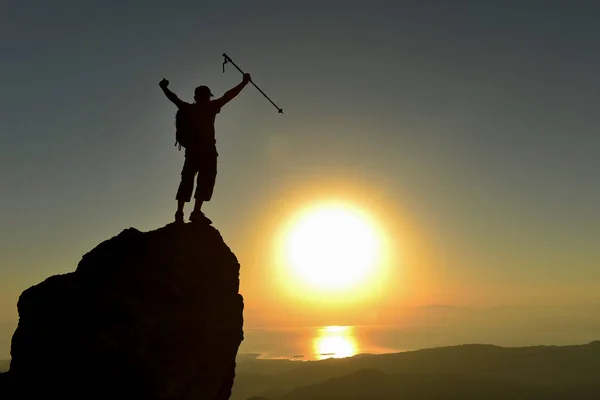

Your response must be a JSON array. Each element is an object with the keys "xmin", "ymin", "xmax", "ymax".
[{"xmin": 0, "ymin": 222, "xmax": 244, "ymax": 400}]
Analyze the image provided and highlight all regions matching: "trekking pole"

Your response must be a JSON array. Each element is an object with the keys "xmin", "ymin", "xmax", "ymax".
[{"xmin": 222, "ymin": 53, "xmax": 283, "ymax": 114}]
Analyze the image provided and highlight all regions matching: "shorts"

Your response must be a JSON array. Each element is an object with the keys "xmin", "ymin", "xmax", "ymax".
[{"xmin": 176, "ymin": 149, "xmax": 218, "ymax": 202}]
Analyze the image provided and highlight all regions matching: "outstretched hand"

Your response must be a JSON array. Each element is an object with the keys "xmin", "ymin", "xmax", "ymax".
[
  {"xmin": 159, "ymin": 78, "xmax": 169, "ymax": 89},
  {"xmin": 242, "ymin": 73, "xmax": 251, "ymax": 84}
]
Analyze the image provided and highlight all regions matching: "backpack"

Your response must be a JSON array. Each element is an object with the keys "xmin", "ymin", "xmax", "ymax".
[{"xmin": 174, "ymin": 106, "xmax": 194, "ymax": 150}]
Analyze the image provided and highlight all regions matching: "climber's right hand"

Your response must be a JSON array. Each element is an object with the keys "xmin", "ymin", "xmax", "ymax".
[{"xmin": 159, "ymin": 78, "xmax": 169, "ymax": 89}]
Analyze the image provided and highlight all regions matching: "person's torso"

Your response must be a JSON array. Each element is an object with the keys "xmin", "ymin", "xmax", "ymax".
[{"xmin": 183, "ymin": 101, "xmax": 220, "ymax": 147}]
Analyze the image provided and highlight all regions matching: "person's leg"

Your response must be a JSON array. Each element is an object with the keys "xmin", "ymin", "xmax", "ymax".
[
  {"xmin": 175, "ymin": 156, "xmax": 197, "ymax": 222},
  {"xmin": 190, "ymin": 152, "xmax": 217, "ymax": 223}
]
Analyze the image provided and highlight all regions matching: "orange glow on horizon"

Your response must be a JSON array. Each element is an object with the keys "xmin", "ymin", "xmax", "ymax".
[{"xmin": 245, "ymin": 175, "xmax": 443, "ymax": 327}]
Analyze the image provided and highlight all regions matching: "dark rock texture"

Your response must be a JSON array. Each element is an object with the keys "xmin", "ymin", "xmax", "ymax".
[{"xmin": 1, "ymin": 223, "xmax": 244, "ymax": 400}]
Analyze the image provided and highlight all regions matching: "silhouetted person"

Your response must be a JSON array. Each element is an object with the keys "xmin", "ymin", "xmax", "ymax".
[{"xmin": 159, "ymin": 74, "xmax": 251, "ymax": 223}]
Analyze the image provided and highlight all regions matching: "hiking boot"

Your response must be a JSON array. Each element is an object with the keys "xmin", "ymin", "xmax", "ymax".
[
  {"xmin": 174, "ymin": 211, "xmax": 184, "ymax": 224},
  {"xmin": 190, "ymin": 211, "xmax": 212, "ymax": 224}
]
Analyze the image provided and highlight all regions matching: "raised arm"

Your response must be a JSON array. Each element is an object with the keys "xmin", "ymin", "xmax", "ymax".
[
  {"xmin": 159, "ymin": 78, "xmax": 185, "ymax": 108},
  {"xmin": 214, "ymin": 73, "xmax": 251, "ymax": 108}
]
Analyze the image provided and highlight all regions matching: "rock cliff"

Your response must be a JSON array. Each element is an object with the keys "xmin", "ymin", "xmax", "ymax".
[{"xmin": 1, "ymin": 222, "xmax": 244, "ymax": 400}]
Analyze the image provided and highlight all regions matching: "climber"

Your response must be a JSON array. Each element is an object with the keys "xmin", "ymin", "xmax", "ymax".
[{"xmin": 159, "ymin": 73, "xmax": 251, "ymax": 224}]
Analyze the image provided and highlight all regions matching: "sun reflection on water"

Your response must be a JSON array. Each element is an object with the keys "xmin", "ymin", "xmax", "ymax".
[{"xmin": 313, "ymin": 326, "xmax": 357, "ymax": 360}]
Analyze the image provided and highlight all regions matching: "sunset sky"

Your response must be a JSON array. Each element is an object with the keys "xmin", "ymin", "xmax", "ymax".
[{"xmin": 1, "ymin": 1, "xmax": 600, "ymax": 328}]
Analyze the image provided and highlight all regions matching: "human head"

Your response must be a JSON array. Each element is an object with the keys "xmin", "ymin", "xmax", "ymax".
[{"xmin": 194, "ymin": 85, "xmax": 214, "ymax": 103}]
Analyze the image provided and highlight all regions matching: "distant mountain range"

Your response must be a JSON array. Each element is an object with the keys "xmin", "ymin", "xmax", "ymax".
[
  {"xmin": 233, "ymin": 341, "xmax": 600, "ymax": 400},
  {"xmin": 278, "ymin": 368, "xmax": 600, "ymax": 400}
]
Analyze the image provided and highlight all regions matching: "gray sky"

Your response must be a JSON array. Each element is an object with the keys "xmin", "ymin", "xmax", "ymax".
[{"xmin": 1, "ymin": 1, "xmax": 600, "ymax": 324}]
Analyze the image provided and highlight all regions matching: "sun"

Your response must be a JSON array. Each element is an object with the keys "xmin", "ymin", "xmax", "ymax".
[{"xmin": 283, "ymin": 203, "xmax": 382, "ymax": 291}]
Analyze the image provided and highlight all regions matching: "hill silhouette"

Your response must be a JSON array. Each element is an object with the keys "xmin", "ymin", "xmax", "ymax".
[
  {"xmin": 278, "ymin": 368, "xmax": 600, "ymax": 400},
  {"xmin": 232, "ymin": 342, "xmax": 600, "ymax": 399},
  {"xmin": 0, "ymin": 223, "xmax": 244, "ymax": 400}
]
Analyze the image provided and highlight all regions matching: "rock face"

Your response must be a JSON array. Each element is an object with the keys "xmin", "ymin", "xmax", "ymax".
[{"xmin": 1, "ymin": 223, "xmax": 244, "ymax": 400}]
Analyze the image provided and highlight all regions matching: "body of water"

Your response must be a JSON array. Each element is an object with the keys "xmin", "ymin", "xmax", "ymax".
[
  {"xmin": 239, "ymin": 325, "xmax": 400, "ymax": 361},
  {"xmin": 238, "ymin": 321, "xmax": 600, "ymax": 361}
]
